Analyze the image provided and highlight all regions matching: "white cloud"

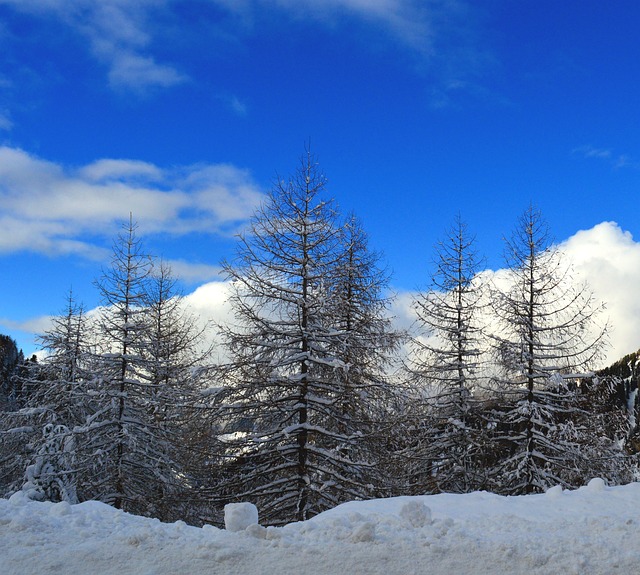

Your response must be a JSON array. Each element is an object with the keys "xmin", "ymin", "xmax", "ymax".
[
  {"xmin": 0, "ymin": 314, "xmax": 52, "ymax": 335},
  {"xmin": 7, "ymin": 222, "xmax": 640, "ymax": 368},
  {"xmin": 0, "ymin": 146, "xmax": 265, "ymax": 257},
  {"xmin": 478, "ymin": 224, "xmax": 640, "ymax": 367},
  {"xmin": 0, "ymin": 0, "xmax": 186, "ymax": 92},
  {"xmin": 558, "ymin": 222, "xmax": 640, "ymax": 362},
  {"xmin": 79, "ymin": 159, "xmax": 163, "ymax": 182},
  {"xmin": 107, "ymin": 52, "xmax": 187, "ymax": 91},
  {"xmin": 165, "ymin": 259, "xmax": 223, "ymax": 284},
  {"xmin": 573, "ymin": 145, "xmax": 640, "ymax": 170},
  {"xmin": 269, "ymin": 0, "xmax": 436, "ymax": 55},
  {"xmin": 263, "ymin": 0, "xmax": 491, "ymax": 106},
  {"xmin": 0, "ymin": 0, "xmax": 483, "ymax": 96},
  {"xmin": 0, "ymin": 314, "xmax": 54, "ymax": 355},
  {"xmin": 178, "ymin": 219, "xmax": 640, "ymax": 371},
  {"xmin": 183, "ymin": 280, "xmax": 234, "ymax": 326},
  {"xmin": 392, "ymin": 222, "xmax": 640, "ymax": 369},
  {"xmin": 574, "ymin": 145, "xmax": 612, "ymax": 160}
]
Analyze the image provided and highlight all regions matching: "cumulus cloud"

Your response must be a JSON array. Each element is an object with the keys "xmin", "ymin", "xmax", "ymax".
[
  {"xmin": 392, "ymin": 222, "xmax": 640, "ymax": 368},
  {"xmin": 558, "ymin": 222, "xmax": 640, "ymax": 362},
  {"xmin": 6, "ymin": 222, "xmax": 640, "ymax": 368},
  {"xmin": 0, "ymin": 146, "xmax": 264, "ymax": 258},
  {"xmin": 183, "ymin": 220, "xmax": 640, "ymax": 370}
]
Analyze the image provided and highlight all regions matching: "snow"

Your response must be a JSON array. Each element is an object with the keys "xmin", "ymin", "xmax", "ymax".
[
  {"xmin": 3, "ymin": 482, "xmax": 640, "ymax": 574},
  {"xmin": 224, "ymin": 502, "xmax": 259, "ymax": 532}
]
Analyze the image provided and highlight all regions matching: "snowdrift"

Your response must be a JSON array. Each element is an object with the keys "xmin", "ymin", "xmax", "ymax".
[{"xmin": 2, "ymin": 479, "xmax": 639, "ymax": 575}]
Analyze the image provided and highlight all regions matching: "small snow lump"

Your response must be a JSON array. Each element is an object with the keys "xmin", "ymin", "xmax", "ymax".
[{"xmin": 224, "ymin": 502, "xmax": 259, "ymax": 532}]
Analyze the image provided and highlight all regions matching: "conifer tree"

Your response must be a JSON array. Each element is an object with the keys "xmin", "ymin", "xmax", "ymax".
[
  {"xmin": 0, "ymin": 335, "xmax": 22, "ymax": 408},
  {"xmin": 138, "ymin": 259, "xmax": 213, "ymax": 520},
  {"xmin": 0, "ymin": 292, "xmax": 90, "ymax": 501},
  {"xmin": 90, "ymin": 216, "xmax": 154, "ymax": 511},
  {"xmin": 488, "ymin": 206, "xmax": 608, "ymax": 494},
  {"xmin": 407, "ymin": 216, "xmax": 487, "ymax": 493},
  {"xmin": 217, "ymin": 153, "xmax": 398, "ymax": 524},
  {"xmin": 319, "ymin": 214, "xmax": 402, "ymax": 498}
]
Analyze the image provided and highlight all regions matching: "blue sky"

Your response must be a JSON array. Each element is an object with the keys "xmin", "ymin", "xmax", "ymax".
[{"xmin": 1, "ymin": 0, "xmax": 640, "ymax": 362}]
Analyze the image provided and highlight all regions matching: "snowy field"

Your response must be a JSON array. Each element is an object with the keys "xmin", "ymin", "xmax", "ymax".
[{"xmin": 2, "ymin": 479, "xmax": 640, "ymax": 575}]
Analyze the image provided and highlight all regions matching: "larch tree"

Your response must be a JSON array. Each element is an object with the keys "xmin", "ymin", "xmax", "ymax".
[
  {"xmin": 25, "ymin": 290, "xmax": 91, "ymax": 503},
  {"xmin": 139, "ymin": 259, "xmax": 214, "ymax": 521},
  {"xmin": 407, "ymin": 215, "xmax": 487, "ymax": 493},
  {"xmin": 90, "ymin": 219, "xmax": 219, "ymax": 518},
  {"xmin": 90, "ymin": 216, "xmax": 154, "ymax": 511},
  {"xmin": 216, "ymin": 153, "xmax": 398, "ymax": 524},
  {"xmin": 320, "ymin": 214, "xmax": 403, "ymax": 499},
  {"xmin": 6, "ymin": 227, "xmax": 214, "ymax": 519},
  {"xmin": 488, "ymin": 206, "xmax": 608, "ymax": 494},
  {"xmin": 0, "ymin": 291, "xmax": 90, "ymax": 502}
]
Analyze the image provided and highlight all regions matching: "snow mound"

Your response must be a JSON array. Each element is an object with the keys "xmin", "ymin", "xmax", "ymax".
[{"xmin": 2, "ymin": 480, "xmax": 640, "ymax": 575}]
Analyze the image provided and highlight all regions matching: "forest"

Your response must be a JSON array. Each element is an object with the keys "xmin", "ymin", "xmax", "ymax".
[{"xmin": 1, "ymin": 153, "xmax": 638, "ymax": 528}]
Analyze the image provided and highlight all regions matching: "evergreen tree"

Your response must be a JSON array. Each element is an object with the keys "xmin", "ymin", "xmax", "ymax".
[
  {"xmin": 487, "ymin": 206, "xmax": 608, "ymax": 494},
  {"xmin": 24, "ymin": 290, "xmax": 90, "ymax": 502},
  {"xmin": 89, "ymin": 216, "xmax": 154, "ymax": 511},
  {"xmin": 0, "ymin": 293, "xmax": 89, "ymax": 500},
  {"xmin": 320, "ymin": 214, "xmax": 402, "ymax": 498},
  {"xmin": 138, "ymin": 259, "xmax": 213, "ymax": 521},
  {"xmin": 0, "ymin": 335, "xmax": 22, "ymax": 408},
  {"xmin": 216, "ymin": 153, "xmax": 398, "ymax": 524},
  {"xmin": 406, "ymin": 216, "xmax": 487, "ymax": 493}
]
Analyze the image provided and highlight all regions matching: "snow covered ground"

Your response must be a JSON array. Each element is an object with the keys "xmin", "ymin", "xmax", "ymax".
[{"xmin": 2, "ymin": 479, "xmax": 639, "ymax": 574}]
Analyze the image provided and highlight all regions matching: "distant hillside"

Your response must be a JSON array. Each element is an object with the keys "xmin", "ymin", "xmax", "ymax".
[{"xmin": 598, "ymin": 349, "xmax": 640, "ymax": 380}]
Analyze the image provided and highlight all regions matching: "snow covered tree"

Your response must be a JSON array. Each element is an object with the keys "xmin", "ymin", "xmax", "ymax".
[
  {"xmin": 0, "ymin": 291, "xmax": 90, "ymax": 501},
  {"xmin": 318, "ymin": 214, "xmax": 402, "ymax": 497},
  {"xmin": 21, "ymin": 423, "xmax": 77, "ymax": 503},
  {"xmin": 406, "ymin": 216, "xmax": 487, "ymax": 493},
  {"xmin": 487, "ymin": 206, "xmax": 608, "ymax": 494},
  {"xmin": 24, "ymin": 291, "xmax": 91, "ymax": 502},
  {"xmin": 89, "ymin": 216, "xmax": 155, "ymax": 511},
  {"xmin": 0, "ymin": 335, "xmax": 23, "ymax": 408},
  {"xmin": 1, "ymin": 221, "xmax": 216, "ymax": 519},
  {"xmin": 138, "ymin": 259, "xmax": 214, "ymax": 521},
  {"xmin": 216, "ymin": 153, "xmax": 399, "ymax": 524}
]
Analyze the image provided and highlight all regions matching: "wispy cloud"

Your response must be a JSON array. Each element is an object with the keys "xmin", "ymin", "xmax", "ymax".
[
  {"xmin": 0, "ymin": 0, "xmax": 486, "ymax": 99},
  {"xmin": 229, "ymin": 95, "xmax": 248, "ymax": 117},
  {"xmin": 214, "ymin": 93, "xmax": 249, "ymax": 117},
  {"xmin": 165, "ymin": 259, "xmax": 224, "ymax": 284},
  {"xmin": 0, "ymin": 146, "xmax": 265, "ymax": 258},
  {"xmin": 0, "ymin": 314, "xmax": 53, "ymax": 338},
  {"xmin": 107, "ymin": 53, "xmax": 187, "ymax": 92},
  {"xmin": 573, "ymin": 145, "xmax": 640, "ymax": 170},
  {"xmin": 0, "ymin": 109, "xmax": 12, "ymax": 131},
  {"xmin": 268, "ymin": 0, "xmax": 436, "ymax": 56},
  {"xmin": 0, "ymin": 0, "xmax": 187, "ymax": 92}
]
